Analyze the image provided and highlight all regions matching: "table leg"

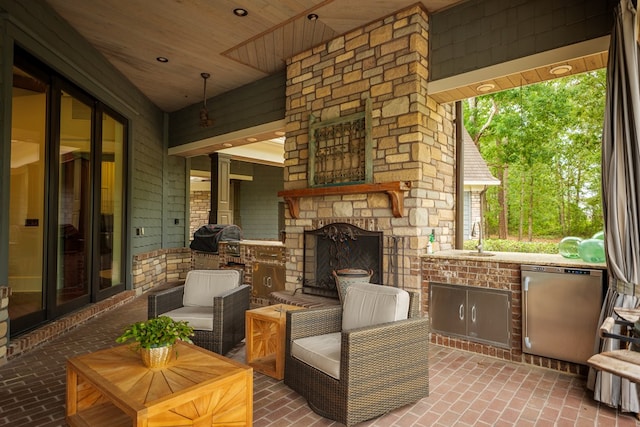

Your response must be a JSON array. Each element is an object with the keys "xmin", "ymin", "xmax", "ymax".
[
  {"xmin": 66, "ymin": 366, "xmax": 78, "ymax": 417},
  {"xmin": 245, "ymin": 315, "xmax": 254, "ymax": 364}
]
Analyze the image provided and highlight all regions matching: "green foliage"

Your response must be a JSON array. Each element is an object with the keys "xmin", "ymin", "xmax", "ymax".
[
  {"xmin": 463, "ymin": 239, "xmax": 558, "ymax": 254},
  {"xmin": 116, "ymin": 316, "xmax": 194, "ymax": 349},
  {"xmin": 465, "ymin": 69, "xmax": 606, "ymax": 240}
]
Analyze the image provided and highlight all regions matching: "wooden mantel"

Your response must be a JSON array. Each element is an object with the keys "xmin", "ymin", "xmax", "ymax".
[{"xmin": 277, "ymin": 181, "xmax": 411, "ymax": 218}]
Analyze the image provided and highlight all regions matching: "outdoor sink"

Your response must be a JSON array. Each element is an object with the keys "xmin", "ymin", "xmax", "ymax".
[{"xmin": 466, "ymin": 252, "xmax": 495, "ymax": 257}]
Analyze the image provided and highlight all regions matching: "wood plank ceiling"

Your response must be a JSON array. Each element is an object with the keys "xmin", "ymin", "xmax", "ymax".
[
  {"xmin": 44, "ymin": 0, "xmax": 462, "ymax": 113},
  {"xmin": 43, "ymin": 0, "xmax": 608, "ymax": 161}
]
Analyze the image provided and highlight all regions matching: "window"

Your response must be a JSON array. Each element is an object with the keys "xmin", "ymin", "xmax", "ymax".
[{"xmin": 462, "ymin": 70, "xmax": 606, "ymax": 252}]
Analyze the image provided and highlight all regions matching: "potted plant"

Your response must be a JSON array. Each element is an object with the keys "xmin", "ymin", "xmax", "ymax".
[{"xmin": 116, "ymin": 316, "xmax": 194, "ymax": 368}]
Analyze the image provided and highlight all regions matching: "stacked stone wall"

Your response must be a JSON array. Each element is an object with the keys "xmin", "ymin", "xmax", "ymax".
[
  {"xmin": 283, "ymin": 5, "xmax": 456, "ymax": 294},
  {"xmin": 131, "ymin": 247, "xmax": 192, "ymax": 294},
  {"xmin": 189, "ymin": 190, "xmax": 210, "ymax": 238}
]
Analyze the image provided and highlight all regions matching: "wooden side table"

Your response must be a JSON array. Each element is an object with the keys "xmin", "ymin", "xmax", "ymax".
[{"xmin": 246, "ymin": 303, "xmax": 305, "ymax": 379}]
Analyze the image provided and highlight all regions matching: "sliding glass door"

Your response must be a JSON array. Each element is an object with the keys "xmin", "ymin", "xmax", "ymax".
[
  {"xmin": 55, "ymin": 90, "xmax": 92, "ymax": 307},
  {"xmin": 8, "ymin": 66, "xmax": 47, "ymax": 329},
  {"xmin": 9, "ymin": 48, "xmax": 127, "ymax": 335},
  {"xmin": 98, "ymin": 112, "xmax": 125, "ymax": 292}
]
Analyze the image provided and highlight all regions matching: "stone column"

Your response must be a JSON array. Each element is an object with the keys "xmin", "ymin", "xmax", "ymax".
[{"xmin": 282, "ymin": 5, "xmax": 456, "ymax": 293}]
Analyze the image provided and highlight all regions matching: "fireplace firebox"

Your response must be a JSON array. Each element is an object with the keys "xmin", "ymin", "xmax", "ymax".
[{"xmin": 303, "ymin": 223, "xmax": 382, "ymax": 298}]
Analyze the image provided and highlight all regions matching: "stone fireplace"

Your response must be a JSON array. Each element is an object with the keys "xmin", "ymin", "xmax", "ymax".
[
  {"xmin": 302, "ymin": 222, "xmax": 382, "ymax": 298},
  {"xmin": 279, "ymin": 5, "xmax": 457, "ymax": 301}
]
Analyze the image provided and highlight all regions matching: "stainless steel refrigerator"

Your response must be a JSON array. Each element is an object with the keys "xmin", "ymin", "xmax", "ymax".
[{"xmin": 521, "ymin": 265, "xmax": 604, "ymax": 364}]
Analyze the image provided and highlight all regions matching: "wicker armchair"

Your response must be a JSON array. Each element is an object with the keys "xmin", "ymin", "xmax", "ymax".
[
  {"xmin": 284, "ymin": 283, "xmax": 429, "ymax": 426},
  {"xmin": 148, "ymin": 269, "xmax": 250, "ymax": 355}
]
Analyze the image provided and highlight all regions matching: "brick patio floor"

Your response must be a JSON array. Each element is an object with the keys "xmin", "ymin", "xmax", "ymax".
[{"xmin": 0, "ymin": 295, "xmax": 639, "ymax": 426}]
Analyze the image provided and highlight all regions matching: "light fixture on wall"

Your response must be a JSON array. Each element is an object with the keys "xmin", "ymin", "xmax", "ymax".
[{"xmin": 200, "ymin": 72, "xmax": 214, "ymax": 128}]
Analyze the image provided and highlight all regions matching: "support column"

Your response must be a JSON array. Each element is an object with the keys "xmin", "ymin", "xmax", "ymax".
[
  {"xmin": 455, "ymin": 101, "xmax": 464, "ymax": 249},
  {"xmin": 208, "ymin": 153, "xmax": 232, "ymax": 224}
]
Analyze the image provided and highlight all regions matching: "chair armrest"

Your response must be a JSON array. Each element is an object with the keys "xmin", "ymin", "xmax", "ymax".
[
  {"xmin": 341, "ymin": 317, "xmax": 430, "ymax": 380},
  {"xmin": 212, "ymin": 284, "xmax": 251, "ymax": 315},
  {"xmin": 407, "ymin": 291, "xmax": 420, "ymax": 318},
  {"xmin": 286, "ymin": 306, "xmax": 343, "ymax": 341},
  {"xmin": 148, "ymin": 285, "xmax": 185, "ymax": 318},
  {"xmin": 600, "ymin": 316, "xmax": 640, "ymax": 345},
  {"xmin": 212, "ymin": 284, "xmax": 251, "ymax": 354}
]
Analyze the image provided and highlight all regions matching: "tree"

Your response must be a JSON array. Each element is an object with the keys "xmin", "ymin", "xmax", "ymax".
[{"xmin": 464, "ymin": 69, "xmax": 606, "ymax": 241}]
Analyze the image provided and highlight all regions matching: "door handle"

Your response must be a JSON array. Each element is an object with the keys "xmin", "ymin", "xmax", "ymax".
[
  {"xmin": 523, "ymin": 275, "xmax": 530, "ymax": 343},
  {"xmin": 523, "ymin": 275, "xmax": 531, "ymax": 349}
]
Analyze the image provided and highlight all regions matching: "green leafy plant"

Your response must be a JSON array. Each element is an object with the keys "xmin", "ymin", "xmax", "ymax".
[{"xmin": 116, "ymin": 316, "xmax": 194, "ymax": 349}]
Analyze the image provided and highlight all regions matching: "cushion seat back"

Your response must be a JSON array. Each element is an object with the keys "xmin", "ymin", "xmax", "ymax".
[
  {"xmin": 183, "ymin": 269, "xmax": 241, "ymax": 307},
  {"xmin": 342, "ymin": 282, "xmax": 410, "ymax": 330}
]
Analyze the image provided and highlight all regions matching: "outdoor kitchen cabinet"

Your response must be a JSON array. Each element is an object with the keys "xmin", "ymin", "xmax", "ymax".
[
  {"xmin": 430, "ymin": 283, "xmax": 511, "ymax": 348},
  {"xmin": 252, "ymin": 263, "xmax": 285, "ymax": 298}
]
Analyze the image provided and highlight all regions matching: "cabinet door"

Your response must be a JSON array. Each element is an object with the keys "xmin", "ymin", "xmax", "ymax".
[
  {"xmin": 252, "ymin": 264, "xmax": 285, "ymax": 298},
  {"xmin": 467, "ymin": 288, "xmax": 510, "ymax": 348},
  {"xmin": 430, "ymin": 283, "xmax": 467, "ymax": 337}
]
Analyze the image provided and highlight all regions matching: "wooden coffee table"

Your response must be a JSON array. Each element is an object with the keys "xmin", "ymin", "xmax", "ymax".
[
  {"xmin": 246, "ymin": 304, "xmax": 305, "ymax": 380},
  {"xmin": 66, "ymin": 341, "xmax": 253, "ymax": 426}
]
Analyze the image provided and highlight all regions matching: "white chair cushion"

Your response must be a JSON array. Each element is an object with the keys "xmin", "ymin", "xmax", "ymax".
[
  {"xmin": 182, "ymin": 269, "xmax": 240, "ymax": 307},
  {"xmin": 342, "ymin": 283, "xmax": 410, "ymax": 330},
  {"xmin": 163, "ymin": 306, "xmax": 213, "ymax": 331},
  {"xmin": 291, "ymin": 332, "xmax": 341, "ymax": 379}
]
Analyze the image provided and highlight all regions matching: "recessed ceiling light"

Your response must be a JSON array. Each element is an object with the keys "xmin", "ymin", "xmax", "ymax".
[
  {"xmin": 275, "ymin": 131, "xmax": 285, "ymax": 136},
  {"xmin": 223, "ymin": 142, "xmax": 233, "ymax": 148},
  {"xmin": 476, "ymin": 83, "xmax": 495, "ymax": 93},
  {"xmin": 246, "ymin": 137, "xmax": 258, "ymax": 142},
  {"xmin": 307, "ymin": 13, "xmax": 319, "ymax": 21},
  {"xmin": 156, "ymin": 57, "xmax": 169, "ymax": 63},
  {"xmin": 549, "ymin": 64, "xmax": 572, "ymax": 75},
  {"xmin": 233, "ymin": 8, "xmax": 248, "ymax": 17}
]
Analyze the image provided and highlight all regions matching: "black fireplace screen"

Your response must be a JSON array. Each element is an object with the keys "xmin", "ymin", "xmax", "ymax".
[{"xmin": 303, "ymin": 223, "xmax": 382, "ymax": 298}]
